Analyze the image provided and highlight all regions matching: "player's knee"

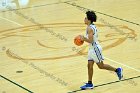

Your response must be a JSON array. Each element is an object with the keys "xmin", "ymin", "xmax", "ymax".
[{"xmin": 98, "ymin": 65, "xmax": 104, "ymax": 69}]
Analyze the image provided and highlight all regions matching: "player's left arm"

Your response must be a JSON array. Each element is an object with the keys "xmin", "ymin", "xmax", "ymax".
[{"xmin": 81, "ymin": 27, "xmax": 94, "ymax": 43}]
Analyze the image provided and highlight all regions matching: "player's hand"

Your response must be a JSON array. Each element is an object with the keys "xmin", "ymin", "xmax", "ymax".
[{"xmin": 79, "ymin": 35, "xmax": 85, "ymax": 41}]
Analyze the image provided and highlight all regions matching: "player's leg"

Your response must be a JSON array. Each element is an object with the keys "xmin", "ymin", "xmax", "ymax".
[
  {"xmin": 88, "ymin": 60, "xmax": 94, "ymax": 83},
  {"xmin": 94, "ymin": 44, "xmax": 123, "ymax": 80},
  {"xmin": 80, "ymin": 60, "xmax": 94, "ymax": 90},
  {"xmin": 96, "ymin": 61, "xmax": 116, "ymax": 71},
  {"xmin": 97, "ymin": 61, "xmax": 123, "ymax": 80}
]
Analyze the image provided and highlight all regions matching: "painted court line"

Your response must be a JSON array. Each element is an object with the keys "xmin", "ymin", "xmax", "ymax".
[
  {"xmin": 64, "ymin": 2, "xmax": 140, "ymax": 26},
  {"xmin": 0, "ymin": 75, "xmax": 33, "ymax": 93},
  {"xmin": 0, "ymin": 16, "xmax": 23, "ymax": 26},
  {"xmin": 0, "ymin": 16, "xmax": 31, "ymax": 92},
  {"xmin": 104, "ymin": 57, "xmax": 140, "ymax": 72},
  {"xmin": 67, "ymin": 75, "xmax": 140, "ymax": 93}
]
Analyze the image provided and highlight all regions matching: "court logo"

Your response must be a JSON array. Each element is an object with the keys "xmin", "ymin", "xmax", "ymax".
[{"xmin": 0, "ymin": 23, "xmax": 137, "ymax": 60}]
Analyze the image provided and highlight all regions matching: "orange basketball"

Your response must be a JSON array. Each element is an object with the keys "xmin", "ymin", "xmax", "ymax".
[{"xmin": 74, "ymin": 35, "xmax": 84, "ymax": 46}]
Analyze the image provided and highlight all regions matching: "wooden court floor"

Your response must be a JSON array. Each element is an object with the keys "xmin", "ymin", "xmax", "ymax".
[{"xmin": 0, "ymin": 0, "xmax": 140, "ymax": 93}]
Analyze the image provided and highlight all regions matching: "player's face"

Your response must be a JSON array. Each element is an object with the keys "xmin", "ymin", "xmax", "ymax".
[{"xmin": 84, "ymin": 17, "xmax": 88, "ymax": 24}]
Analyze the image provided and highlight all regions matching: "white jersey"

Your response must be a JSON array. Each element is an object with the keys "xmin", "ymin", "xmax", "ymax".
[
  {"xmin": 86, "ymin": 24, "xmax": 104, "ymax": 63},
  {"xmin": 86, "ymin": 24, "xmax": 100, "ymax": 48}
]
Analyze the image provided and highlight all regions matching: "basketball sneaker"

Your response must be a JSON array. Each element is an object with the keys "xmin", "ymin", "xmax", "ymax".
[
  {"xmin": 80, "ymin": 83, "xmax": 94, "ymax": 90},
  {"xmin": 116, "ymin": 67, "xmax": 123, "ymax": 80}
]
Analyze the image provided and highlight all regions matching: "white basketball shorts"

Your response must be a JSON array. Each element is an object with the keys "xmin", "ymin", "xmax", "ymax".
[{"xmin": 88, "ymin": 44, "xmax": 104, "ymax": 63}]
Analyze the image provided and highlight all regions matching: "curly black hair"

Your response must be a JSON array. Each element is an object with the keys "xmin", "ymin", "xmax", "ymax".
[{"xmin": 86, "ymin": 11, "xmax": 97, "ymax": 23}]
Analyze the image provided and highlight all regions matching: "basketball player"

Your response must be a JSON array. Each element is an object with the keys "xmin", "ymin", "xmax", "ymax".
[{"xmin": 80, "ymin": 11, "xmax": 123, "ymax": 90}]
